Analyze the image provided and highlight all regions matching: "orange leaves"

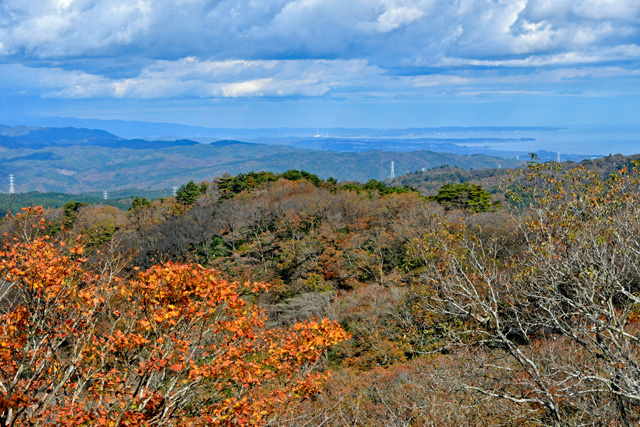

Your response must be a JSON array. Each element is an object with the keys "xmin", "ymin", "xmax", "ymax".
[
  {"xmin": 0, "ymin": 235, "xmax": 87, "ymax": 304},
  {"xmin": 0, "ymin": 216, "xmax": 349, "ymax": 426}
]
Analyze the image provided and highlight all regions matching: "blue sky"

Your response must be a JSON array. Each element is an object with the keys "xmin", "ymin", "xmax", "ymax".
[{"xmin": 0, "ymin": 0, "xmax": 638, "ymax": 128}]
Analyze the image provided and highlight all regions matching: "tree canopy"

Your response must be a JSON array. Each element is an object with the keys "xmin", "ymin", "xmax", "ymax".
[
  {"xmin": 3, "ymin": 160, "xmax": 640, "ymax": 425},
  {"xmin": 175, "ymin": 181, "xmax": 208, "ymax": 205},
  {"xmin": 0, "ymin": 207, "xmax": 348, "ymax": 426},
  {"xmin": 430, "ymin": 182, "xmax": 495, "ymax": 212}
]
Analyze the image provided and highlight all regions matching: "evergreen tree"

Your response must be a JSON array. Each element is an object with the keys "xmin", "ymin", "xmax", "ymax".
[
  {"xmin": 129, "ymin": 196, "xmax": 151, "ymax": 211},
  {"xmin": 63, "ymin": 200, "xmax": 88, "ymax": 228},
  {"xmin": 176, "ymin": 181, "xmax": 202, "ymax": 205},
  {"xmin": 431, "ymin": 183, "xmax": 495, "ymax": 212}
]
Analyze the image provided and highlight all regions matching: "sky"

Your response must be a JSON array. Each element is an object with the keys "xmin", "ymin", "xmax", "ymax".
[{"xmin": 0, "ymin": 0, "xmax": 639, "ymax": 128}]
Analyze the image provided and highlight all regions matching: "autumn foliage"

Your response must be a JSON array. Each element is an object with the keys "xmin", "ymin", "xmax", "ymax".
[
  {"xmin": 5, "ymin": 157, "xmax": 640, "ymax": 425},
  {"xmin": 0, "ymin": 208, "xmax": 349, "ymax": 426}
]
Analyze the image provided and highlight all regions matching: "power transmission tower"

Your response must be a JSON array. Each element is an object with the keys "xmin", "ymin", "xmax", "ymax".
[
  {"xmin": 172, "ymin": 186, "xmax": 178, "ymax": 197},
  {"xmin": 9, "ymin": 175, "xmax": 15, "ymax": 194},
  {"xmin": 389, "ymin": 161, "xmax": 395, "ymax": 179},
  {"xmin": 103, "ymin": 190, "xmax": 108, "ymax": 200}
]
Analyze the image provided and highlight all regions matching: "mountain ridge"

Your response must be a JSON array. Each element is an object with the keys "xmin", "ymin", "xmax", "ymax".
[{"xmin": 0, "ymin": 124, "xmax": 528, "ymax": 193}]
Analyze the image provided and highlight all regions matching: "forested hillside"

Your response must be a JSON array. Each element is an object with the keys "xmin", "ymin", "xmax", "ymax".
[
  {"xmin": 393, "ymin": 153, "xmax": 640, "ymax": 197},
  {"xmin": 0, "ymin": 125, "xmax": 525, "ymax": 193},
  {"xmin": 2, "ymin": 158, "xmax": 640, "ymax": 425}
]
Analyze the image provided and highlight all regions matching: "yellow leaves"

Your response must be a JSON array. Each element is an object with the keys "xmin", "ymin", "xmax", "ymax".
[{"xmin": 138, "ymin": 319, "xmax": 151, "ymax": 330}]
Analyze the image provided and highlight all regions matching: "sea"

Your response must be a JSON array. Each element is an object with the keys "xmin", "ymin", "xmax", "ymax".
[{"xmin": 450, "ymin": 125, "xmax": 640, "ymax": 156}]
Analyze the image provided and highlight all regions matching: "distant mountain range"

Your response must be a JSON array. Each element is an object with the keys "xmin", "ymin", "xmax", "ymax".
[
  {"xmin": 0, "ymin": 125, "xmax": 200, "ymax": 150},
  {"xmin": 0, "ymin": 124, "xmax": 540, "ymax": 193},
  {"xmin": 0, "ymin": 124, "xmax": 547, "ymax": 157},
  {"xmin": 10, "ymin": 117, "xmax": 565, "ymax": 140}
]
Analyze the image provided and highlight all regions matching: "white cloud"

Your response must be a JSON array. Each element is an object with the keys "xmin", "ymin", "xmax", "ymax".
[
  {"xmin": 0, "ymin": 0, "xmax": 637, "ymax": 108},
  {"xmin": 509, "ymin": 0, "xmax": 640, "ymax": 52},
  {"xmin": 0, "ymin": 0, "xmax": 637, "ymax": 66},
  {"xmin": 0, "ymin": 63, "xmax": 109, "ymax": 93},
  {"xmin": 374, "ymin": 0, "xmax": 431, "ymax": 32},
  {"xmin": 522, "ymin": 0, "xmax": 640, "ymax": 22},
  {"xmin": 409, "ymin": 74, "xmax": 470, "ymax": 87},
  {"xmin": 4, "ymin": 55, "xmax": 636, "ymax": 103},
  {"xmin": 0, "ymin": 58, "xmax": 387, "ymax": 99},
  {"xmin": 439, "ymin": 44, "xmax": 640, "ymax": 67},
  {"xmin": 222, "ymin": 79, "xmax": 274, "ymax": 97},
  {"xmin": 55, "ymin": 0, "xmax": 74, "ymax": 11}
]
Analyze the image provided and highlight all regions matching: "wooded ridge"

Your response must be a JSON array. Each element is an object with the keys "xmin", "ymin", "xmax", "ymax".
[
  {"xmin": 1, "ymin": 125, "xmax": 524, "ymax": 193},
  {"xmin": 2, "ymin": 155, "xmax": 640, "ymax": 425}
]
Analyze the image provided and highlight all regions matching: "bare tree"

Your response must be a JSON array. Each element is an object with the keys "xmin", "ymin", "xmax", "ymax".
[{"xmin": 418, "ymin": 161, "xmax": 640, "ymax": 425}]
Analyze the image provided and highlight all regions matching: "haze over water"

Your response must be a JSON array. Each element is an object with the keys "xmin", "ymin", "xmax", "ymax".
[{"xmin": 453, "ymin": 125, "xmax": 640, "ymax": 156}]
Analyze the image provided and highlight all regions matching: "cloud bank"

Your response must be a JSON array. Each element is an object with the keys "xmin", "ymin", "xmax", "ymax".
[
  {"xmin": 0, "ymin": 0, "xmax": 638, "ymax": 126},
  {"xmin": 2, "ymin": 0, "xmax": 636, "ymax": 62}
]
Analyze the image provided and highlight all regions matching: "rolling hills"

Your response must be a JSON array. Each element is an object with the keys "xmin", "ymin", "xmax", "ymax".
[{"xmin": 0, "ymin": 125, "xmax": 524, "ymax": 193}]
